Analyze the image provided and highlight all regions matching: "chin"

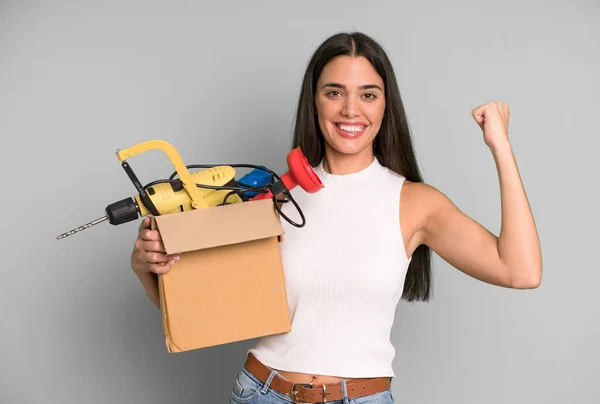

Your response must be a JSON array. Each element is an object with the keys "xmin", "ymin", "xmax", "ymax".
[{"xmin": 325, "ymin": 138, "xmax": 372, "ymax": 156}]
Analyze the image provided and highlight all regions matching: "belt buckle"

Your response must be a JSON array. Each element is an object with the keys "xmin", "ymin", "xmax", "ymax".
[{"xmin": 290, "ymin": 382, "xmax": 313, "ymax": 403}]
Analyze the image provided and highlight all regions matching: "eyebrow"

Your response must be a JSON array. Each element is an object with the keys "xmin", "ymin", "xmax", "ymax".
[{"xmin": 320, "ymin": 82, "xmax": 383, "ymax": 92}]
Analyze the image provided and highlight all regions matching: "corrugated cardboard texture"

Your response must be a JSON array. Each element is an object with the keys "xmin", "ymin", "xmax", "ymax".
[{"xmin": 152, "ymin": 199, "xmax": 291, "ymax": 352}]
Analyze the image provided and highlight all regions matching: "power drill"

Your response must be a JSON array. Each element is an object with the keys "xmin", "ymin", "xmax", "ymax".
[{"xmin": 56, "ymin": 140, "xmax": 324, "ymax": 239}]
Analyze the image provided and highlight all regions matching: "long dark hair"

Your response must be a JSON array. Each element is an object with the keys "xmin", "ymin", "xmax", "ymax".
[{"xmin": 291, "ymin": 31, "xmax": 433, "ymax": 302}]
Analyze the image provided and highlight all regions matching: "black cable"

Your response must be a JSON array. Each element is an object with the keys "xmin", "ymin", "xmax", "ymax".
[
  {"xmin": 141, "ymin": 163, "xmax": 306, "ymax": 228},
  {"xmin": 143, "ymin": 178, "xmax": 181, "ymax": 189},
  {"xmin": 173, "ymin": 164, "xmax": 305, "ymax": 227},
  {"xmin": 221, "ymin": 184, "xmax": 272, "ymax": 205},
  {"xmin": 274, "ymin": 189, "xmax": 305, "ymax": 228},
  {"xmin": 171, "ymin": 164, "xmax": 282, "ymax": 182}
]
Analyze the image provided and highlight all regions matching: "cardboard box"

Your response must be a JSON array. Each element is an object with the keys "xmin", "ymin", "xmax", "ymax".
[{"xmin": 150, "ymin": 198, "xmax": 291, "ymax": 353}]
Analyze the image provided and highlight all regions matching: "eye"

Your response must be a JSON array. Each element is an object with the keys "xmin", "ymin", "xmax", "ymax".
[
  {"xmin": 326, "ymin": 90, "xmax": 342, "ymax": 98},
  {"xmin": 362, "ymin": 93, "xmax": 377, "ymax": 101}
]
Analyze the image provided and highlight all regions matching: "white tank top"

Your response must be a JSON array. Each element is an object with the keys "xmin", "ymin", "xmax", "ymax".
[{"xmin": 248, "ymin": 155, "xmax": 412, "ymax": 378}]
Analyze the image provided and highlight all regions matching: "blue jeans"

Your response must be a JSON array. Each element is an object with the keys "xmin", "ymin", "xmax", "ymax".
[{"xmin": 229, "ymin": 367, "xmax": 395, "ymax": 404}]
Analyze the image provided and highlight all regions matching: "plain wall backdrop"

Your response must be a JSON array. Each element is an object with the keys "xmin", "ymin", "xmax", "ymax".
[{"xmin": 1, "ymin": 1, "xmax": 598, "ymax": 403}]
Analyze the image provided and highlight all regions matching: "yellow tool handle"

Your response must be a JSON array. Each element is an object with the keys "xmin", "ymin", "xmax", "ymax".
[
  {"xmin": 134, "ymin": 166, "xmax": 242, "ymax": 217},
  {"xmin": 116, "ymin": 140, "xmax": 207, "ymax": 209}
]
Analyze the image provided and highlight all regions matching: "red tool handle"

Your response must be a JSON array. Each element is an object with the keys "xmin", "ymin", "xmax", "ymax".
[{"xmin": 251, "ymin": 147, "xmax": 324, "ymax": 200}]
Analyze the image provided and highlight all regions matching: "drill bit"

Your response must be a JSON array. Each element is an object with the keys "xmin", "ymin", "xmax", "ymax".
[{"xmin": 56, "ymin": 216, "xmax": 109, "ymax": 240}]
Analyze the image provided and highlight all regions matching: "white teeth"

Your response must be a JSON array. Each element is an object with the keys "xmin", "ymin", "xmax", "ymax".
[{"xmin": 336, "ymin": 124, "xmax": 365, "ymax": 133}]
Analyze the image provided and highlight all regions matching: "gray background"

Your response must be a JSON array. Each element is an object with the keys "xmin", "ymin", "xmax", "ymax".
[{"xmin": 1, "ymin": 0, "xmax": 598, "ymax": 403}]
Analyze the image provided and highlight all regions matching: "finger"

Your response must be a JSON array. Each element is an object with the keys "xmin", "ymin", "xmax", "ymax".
[
  {"xmin": 141, "ymin": 239, "xmax": 167, "ymax": 253},
  {"xmin": 472, "ymin": 103, "xmax": 486, "ymax": 112},
  {"xmin": 472, "ymin": 111, "xmax": 484, "ymax": 122},
  {"xmin": 150, "ymin": 261, "xmax": 174, "ymax": 275},
  {"xmin": 144, "ymin": 251, "xmax": 171, "ymax": 264},
  {"xmin": 471, "ymin": 109, "xmax": 485, "ymax": 125},
  {"xmin": 138, "ymin": 216, "xmax": 151, "ymax": 232},
  {"xmin": 140, "ymin": 229, "xmax": 162, "ymax": 242},
  {"xmin": 472, "ymin": 105, "xmax": 483, "ymax": 118}
]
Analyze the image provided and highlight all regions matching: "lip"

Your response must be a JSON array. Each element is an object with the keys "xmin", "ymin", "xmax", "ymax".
[
  {"xmin": 333, "ymin": 121, "xmax": 368, "ymax": 139},
  {"xmin": 335, "ymin": 121, "xmax": 368, "ymax": 126}
]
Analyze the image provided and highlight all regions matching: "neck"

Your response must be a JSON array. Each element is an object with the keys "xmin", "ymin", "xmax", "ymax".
[{"xmin": 322, "ymin": 146, "xmax": 375, "ymax": 175}]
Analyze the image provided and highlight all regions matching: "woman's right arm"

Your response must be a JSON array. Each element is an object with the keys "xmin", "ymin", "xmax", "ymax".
[{"xmin": 131, "ymin": 216, "xmax": 180, "ymax": 309}]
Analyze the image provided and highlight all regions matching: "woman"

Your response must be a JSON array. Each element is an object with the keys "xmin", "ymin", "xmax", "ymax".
[{"xmin": 130, "ymin": 32, "xmax": 542, "ymax": 404}]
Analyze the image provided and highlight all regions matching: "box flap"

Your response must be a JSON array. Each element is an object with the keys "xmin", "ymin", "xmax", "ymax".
[{"xmin": 153, "ymin": 199, "xmax": 284, "ymax": 254}]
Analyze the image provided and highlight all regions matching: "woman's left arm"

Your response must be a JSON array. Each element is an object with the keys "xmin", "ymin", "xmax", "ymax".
[{"xmin": 418, "ymin": 101, "xmax": 542, "ymax": 289}]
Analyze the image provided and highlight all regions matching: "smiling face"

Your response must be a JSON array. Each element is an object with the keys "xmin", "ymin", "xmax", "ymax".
[{"xmin": 314, "ymin": 55, "xmax": 386, "ymax": 163}]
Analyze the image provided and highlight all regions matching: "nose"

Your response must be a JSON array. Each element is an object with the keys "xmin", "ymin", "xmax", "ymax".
[{"xmin": 341, "ymin": 95, "xmax": 359, "ymax": 118}]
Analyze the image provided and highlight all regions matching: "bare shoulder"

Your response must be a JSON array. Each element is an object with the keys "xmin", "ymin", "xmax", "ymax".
[
  {"xmin": 402, "ymin": 180, "xmax": 452, "ymax": 211},
  {"xmin": 400, "ymin": 180, "xmax": 456, "ymax": 256}
]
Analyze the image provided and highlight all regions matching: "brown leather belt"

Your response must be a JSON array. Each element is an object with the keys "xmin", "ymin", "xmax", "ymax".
[{"xmin": 243, "ymin": 352, "xmax": 391, "ymax": 403}]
